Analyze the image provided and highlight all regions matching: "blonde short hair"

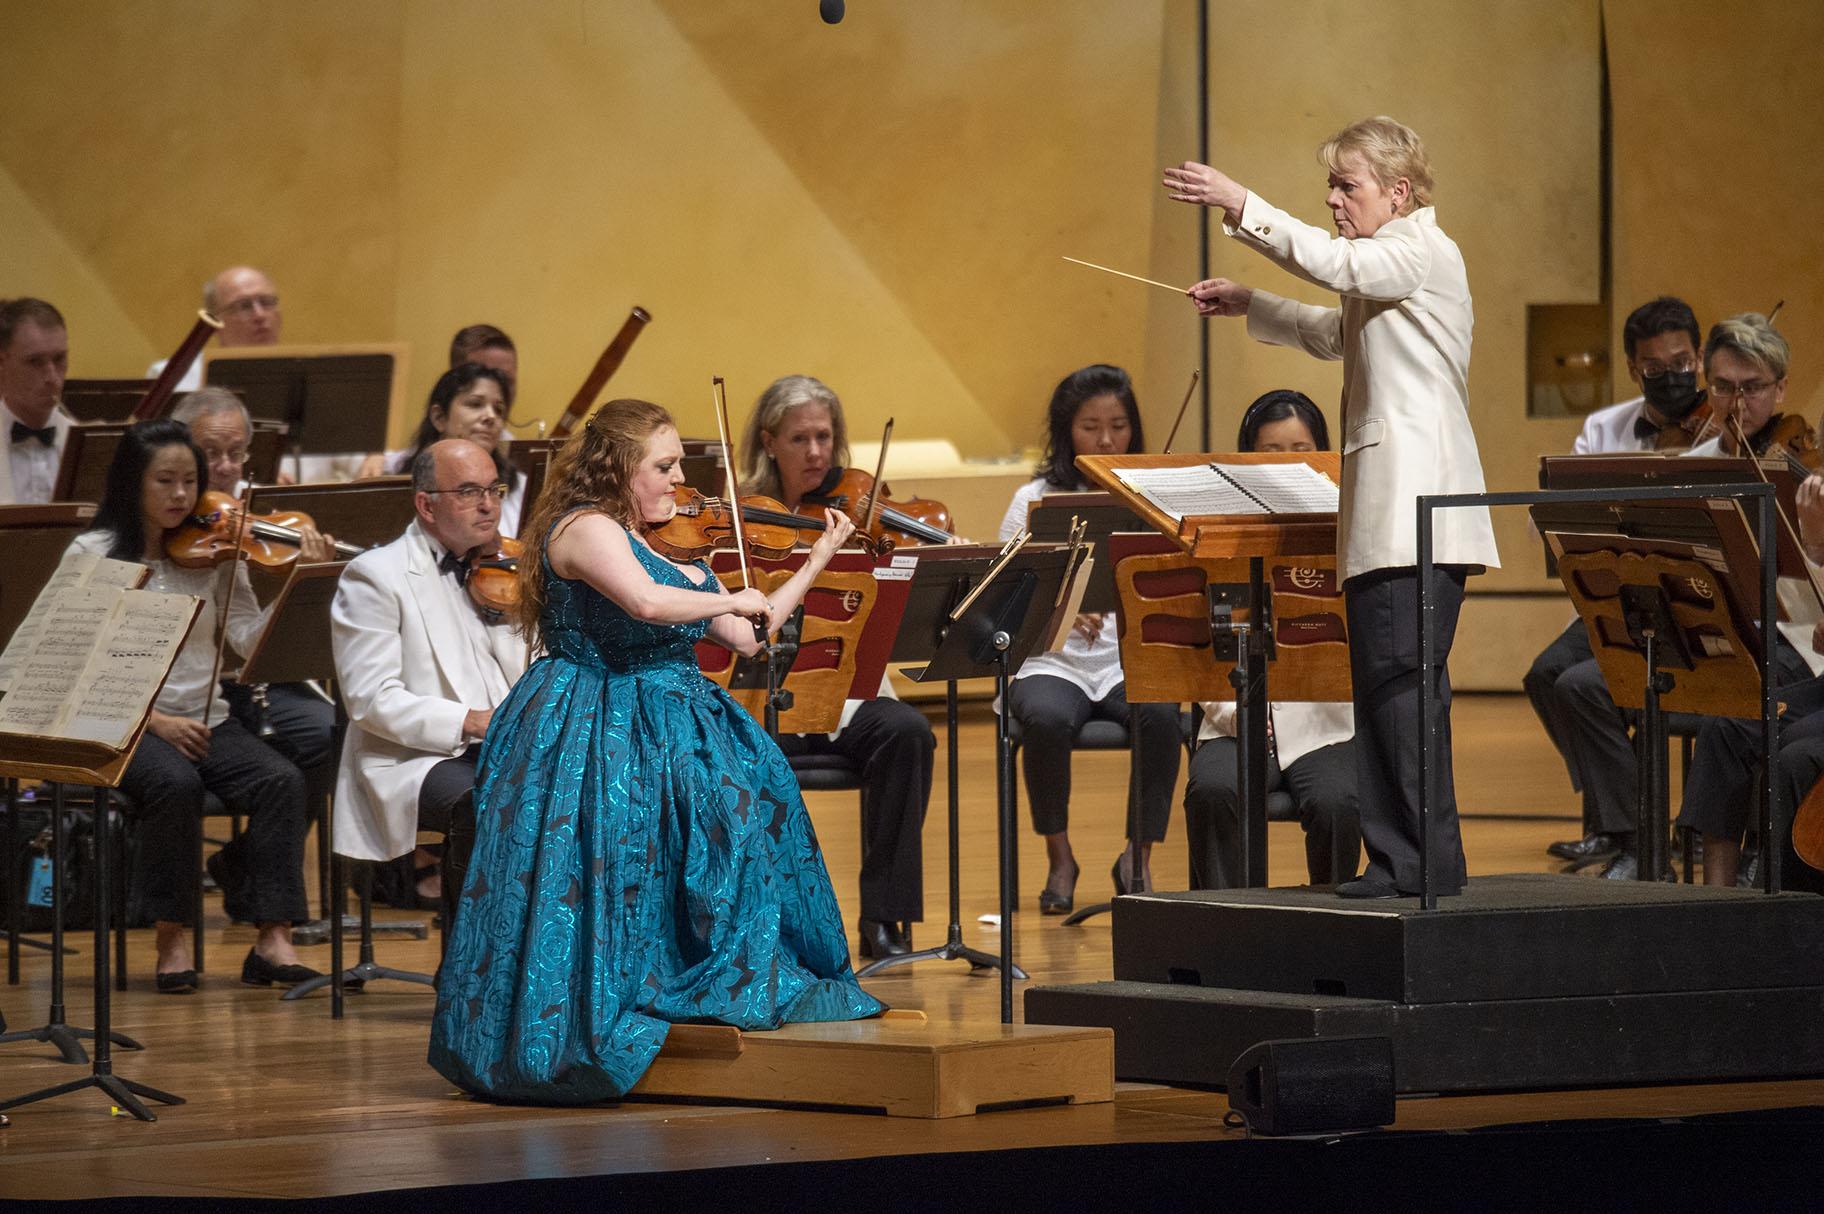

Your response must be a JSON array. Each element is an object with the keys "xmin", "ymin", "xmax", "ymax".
[
  {"xmin": 740, "ymin": 375, "xmax": 850, "ymax": 501},
  {"xmin": 1318, "ymin": 116, "xmax": 1434, "ymax": 213},
  {"xmin": 1704, "ymin": 313, "xmax": 1790, "ymax": 382}
]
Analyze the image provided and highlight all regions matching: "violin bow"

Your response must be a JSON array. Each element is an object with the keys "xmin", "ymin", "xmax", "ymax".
[
  {"xmin": 863, "ymin": 418, "xmax": 894, "ymax": 539},
  {"xmin": 711, "ymin": 376, "xmax": 768, "ymax": 639},
  {"xmin": 200, "ymin": 499, "xmax": 257, "ymax": 729},
  {"xmin": 1724, "ymin": 410, "xmax": 1824, "ymax": 614},
  {"xmin": 1161, "ymin": 369, "xmax": 1201, "ymax": 456}
]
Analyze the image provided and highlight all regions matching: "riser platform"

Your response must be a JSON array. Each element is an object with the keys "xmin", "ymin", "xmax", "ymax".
[
  {"xmin": 1024, "ymin": 980, "xmax": 1824, "ymax": 1094},
  {"xmin": 1110, "ymin": 873, "xmax": 1824, "ymax": 1004}
]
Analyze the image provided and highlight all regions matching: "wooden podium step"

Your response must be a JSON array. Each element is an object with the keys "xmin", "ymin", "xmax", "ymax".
[{"xmin": 629, "ymin": 1010, "xmax": 1114, "ymax": 1118}]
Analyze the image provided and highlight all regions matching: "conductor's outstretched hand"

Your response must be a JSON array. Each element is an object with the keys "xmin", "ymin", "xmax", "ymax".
[{"xmin": 1187, "ymin": 278, "xmax": 1253, "ymax": 319}]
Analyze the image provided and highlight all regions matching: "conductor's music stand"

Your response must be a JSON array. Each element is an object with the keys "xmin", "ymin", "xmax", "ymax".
[{"xmin": 890, "ymin": 543, "xmax": 1071, "ymax": 1022}]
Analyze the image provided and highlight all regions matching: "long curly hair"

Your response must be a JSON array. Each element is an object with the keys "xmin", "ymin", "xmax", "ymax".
[{"xmin": 514, "ymin": 398, "xmax": 675, "ymax": 644}]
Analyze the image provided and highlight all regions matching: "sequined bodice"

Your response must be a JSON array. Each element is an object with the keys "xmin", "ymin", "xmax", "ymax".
[{"xmin": 540, "ymin": 532, "xmax": 718, "ymax": 684}]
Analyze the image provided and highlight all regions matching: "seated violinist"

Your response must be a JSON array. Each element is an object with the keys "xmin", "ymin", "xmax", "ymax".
[
  {"xmin": 330, "ymin": 439, "xmax": 527, "ymax": 932},
  {"xmin": 170, "ymin": 389, "xmax": 339, "ymax": 800},
  {"xmin": 736, "ymin": 374, "xmax": 935, "ymax": 960},
  {"xmin": 67, "ymin": 419, "xmax": 317, "ymax": 992},
  {"xmin": 385, "ymin": 365, "xmax": 523, "ymax": 537},
  {"xmin": 1183, "ymin": 391, "xmax": 1360, "ymax": 888}
]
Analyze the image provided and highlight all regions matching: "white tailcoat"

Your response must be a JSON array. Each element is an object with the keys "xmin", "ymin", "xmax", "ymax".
[{"xmin": 331, "ymin": 519, "xmax": 527, "ymax": 861}]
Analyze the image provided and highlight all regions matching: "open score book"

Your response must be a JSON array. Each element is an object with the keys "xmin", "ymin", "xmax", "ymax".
[{"xmin": 1111, "ymin": 461, "xmax": 1339, "ymax": 521}]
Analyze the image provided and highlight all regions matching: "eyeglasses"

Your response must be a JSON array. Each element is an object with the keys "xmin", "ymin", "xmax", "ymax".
[
  {"xmin": 201, "ymin": 447, "xmax": 250, "ymax": 465},
  {"xmin": 1708, "ymin": 377, "xmax": 1779, "ymax": 402},
  {"xmin": 1637, "ymin": 356, "xmax": 1697, "ymax": 377},
  {"xmin": 422, "ymin": 482, "xmax": 509, "ymax": 505},
  {"xmin": 219, "ymin": 294, "xmax": 280, "ymax": 318}
]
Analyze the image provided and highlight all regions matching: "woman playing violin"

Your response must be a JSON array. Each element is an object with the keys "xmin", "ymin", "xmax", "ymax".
[
  {"xmin": 430, "ymin": 399, "xmax": 881, "ymax": 1104},
  {"xmin": 63, "ymin": 418, "xmax": 318, "ymax": 993},
  {"xmin": 736, "ymin": 375, "xmax": 936, "ymax": 960}
]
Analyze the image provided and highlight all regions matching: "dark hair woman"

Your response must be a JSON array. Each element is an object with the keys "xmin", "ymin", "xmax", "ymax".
[
  {"xmin": 390, "ymin": 364, "xmax": 523, "ymax": 536},
  {"xmin": 65, "ymin": 418, "xmax": 316, "ymax": 993}
]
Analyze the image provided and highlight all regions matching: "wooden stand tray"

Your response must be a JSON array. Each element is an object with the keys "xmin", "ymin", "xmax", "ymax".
[{"xmin": 630, "ymin": 1011, "xmax": 1113, "ymax": 1118}]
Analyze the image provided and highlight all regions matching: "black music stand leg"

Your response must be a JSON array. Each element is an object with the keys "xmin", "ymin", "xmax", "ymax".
[
  {"xmin": 285, "ymin": 862, "xmax": 432, "ymax": 1004},
  {"xmin": 858, "ymin": 681, "xmax": 1017, "ymax": 979},
  {"xmin": 5, "ymin": 781, "xmax": 73, "ymax": 985},
  {"xmin": 0, "ymin": 787, "xmax": 177, "ymax": 1121},
  {"xmin": 994, "ymin": 644, "xmax": 1022, "ymax": 1023}
]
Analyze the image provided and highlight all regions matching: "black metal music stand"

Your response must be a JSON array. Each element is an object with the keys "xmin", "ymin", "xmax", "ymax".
[
  {"xmin": 204, "ymin": 346, "xmax": 401, "ymax": 476},
  {"xmin": 243, "ymin": 481, "xmax": 417, "ymax": 558},
  {"xmin": 867, "ymin": 544, "xmax": 1070, "ymax": 1021},
  {"xmin": 0, "ymin": 783, "xmax": 180, "ymax": 1121}
]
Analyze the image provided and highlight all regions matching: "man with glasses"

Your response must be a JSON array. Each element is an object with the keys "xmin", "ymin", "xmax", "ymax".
[
  {"xmin": 171, "ymin": 389, "xmax": 341, "ymax": 874},
  {"xmin": 1526, "ymin": 298, "xmax": 1711, "ymax": 867},
  {"xmin": 152, "ymin": 267, "xmax": 285, "ymax": 392},
  {"xmin": 331, "ymin": 439, "xmax": 526, "ymax": 932}
]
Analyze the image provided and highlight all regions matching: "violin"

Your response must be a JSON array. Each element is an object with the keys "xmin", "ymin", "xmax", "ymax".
[
  {"xmin": 1753, "ymin": 413, "xmax": 1824, "ymax": 475},
  {"xmin": 647, "ymin": 486, "xmax": 827, "ymax": 563},
  {"xmin": 466, "ymin": 536, "xmax": 523, "ymax": 624},
  {"xmin": 798, "ymin": 466, "xmax": 952, "ymax": 553},
  {"xmin": 1653, "ymin": 393, "xmax": 1714, "ymax": 451},
  {"xmin": 165, "ymin": 490, "xmax": 363, "ymax": 570}
]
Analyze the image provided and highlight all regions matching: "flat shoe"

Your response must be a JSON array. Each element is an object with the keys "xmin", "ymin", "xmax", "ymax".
[
  {"xmin": 241, "ymin": 947, "xmax": 323, "ymax": 987},
  {"xmin": 1335, "ymin": 876, "xmax": 1400, "ymax": 899},
  {"xmin": 155, "ymin": 969, "xmax": 198, "ymax": 994}
]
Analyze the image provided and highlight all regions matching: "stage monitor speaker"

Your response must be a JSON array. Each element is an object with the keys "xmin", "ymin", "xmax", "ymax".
[{"xmin": 1226, "ymin": 1036, "xmax": 1395, "ymax": 1136}]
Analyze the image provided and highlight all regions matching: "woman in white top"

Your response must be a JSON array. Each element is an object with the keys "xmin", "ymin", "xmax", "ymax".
[
  {"xmin": 388, "ymin": 364, "xmax": 525, "ymax": 537},
  {"xmin": 1184, "ymin": 391, "xmax": 1361, "ymax": 888},
  {"xmin": 67, "ymin": 419, "xmax": 326, "ymax": 992},
  {"xmin": 1000, "ymin": 365, "xmax": 1182, "ymax": 913}
]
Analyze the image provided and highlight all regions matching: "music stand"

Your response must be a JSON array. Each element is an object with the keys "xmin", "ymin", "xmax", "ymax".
[
  {"xmin": 1025, "ymin": 492, "xmax": 1143, "ymax": 617},
  {"xmin": 501, "ymin": 439, "xmax": 559, "ymax": 525},
  {"xmin": 59, "ymin": 379, "xmax": 152, "ymax": 422},
  {"xmin": 244, "ymin": 480, "xmax": 416, "ymax": 556},
  {"xmin": 204, "ymin": 343, "xmax": 406, "ymax": 476},
  {"xmin": 2, "ymin": 505, "xmax": 97, "ymax": 980},
  {"xmin": 886, "ymin": 543, "xmax": 1070, "ymax": 1022}
]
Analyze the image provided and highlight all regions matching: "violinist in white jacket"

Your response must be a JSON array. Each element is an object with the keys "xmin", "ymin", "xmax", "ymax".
[{"xmin": 1164, "ymin": 115, "xmax": 1499, "ymax": 898}]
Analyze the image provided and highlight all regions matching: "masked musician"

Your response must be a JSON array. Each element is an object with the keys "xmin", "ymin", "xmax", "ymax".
[
  {"xmin": 66, "ymin": 419, "xmax": 316, "ymax": 992},
  {"xmin": 0, "ymin": 297, "xmax": 74, "ymax": 505},
  {"xmin": 330, "ymin": 439, "xmax": 527, "ymax": 932}
]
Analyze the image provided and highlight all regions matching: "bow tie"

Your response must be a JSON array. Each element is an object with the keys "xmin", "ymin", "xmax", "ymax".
[
  {"xmin": 1632, "ymin": 415, "xmax": 1661, "ymax": 443},
  {"xmin": 437, "ymin": 549, "xmax": 470, "ymax": 586},
  {"xmin": 10, "ymin": 420, "xmax": 55, "ymax": 448}
]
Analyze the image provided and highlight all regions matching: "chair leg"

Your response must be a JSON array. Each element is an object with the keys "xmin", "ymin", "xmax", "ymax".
[{"xmin": 192, "ymin": 811, "xmax": 205, "ymax": 974}]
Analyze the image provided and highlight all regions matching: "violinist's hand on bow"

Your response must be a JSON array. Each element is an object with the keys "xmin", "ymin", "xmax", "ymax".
[
  {"xmin": 808, "ymin": 508, "xmax": 857, "ymax": 563},
  {"xmin": 1798, "ymin": 475, "xmax": 1824, "ymax": 563},
  {"xmin": 725, "ymin": 587, "xmax": 771, "ymax": 625},
  {"xmin": 1072, "ymin": 613, "xmax": 1106, "ymax": 644}
]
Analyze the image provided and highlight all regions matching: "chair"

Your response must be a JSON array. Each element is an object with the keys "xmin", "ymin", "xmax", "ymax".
[{"xmin": 787, "ymin": 752, "xmax": 913, "ymax": 953}]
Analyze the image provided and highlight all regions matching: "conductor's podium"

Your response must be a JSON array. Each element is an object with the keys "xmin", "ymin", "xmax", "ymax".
[{"xmin": 630, "ymin": 1011, "xmax": 1113, "ymax": 1118}]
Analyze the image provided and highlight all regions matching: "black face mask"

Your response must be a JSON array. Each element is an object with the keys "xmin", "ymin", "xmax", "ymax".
[{"xmin": 1641, "ymin": 369, "xmax": 1703, "ymax": 420}]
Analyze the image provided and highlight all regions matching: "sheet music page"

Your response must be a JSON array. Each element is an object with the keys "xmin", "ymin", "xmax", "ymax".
[
  {"xmin": 1113, "ymin": 465, "xmax": 1262, "ymax": 521},
  {"xmin": 1211, "ymin": 462, "xmax": 1340, "ymax": 514},
  {"xmin": 0, "ymin": 586, "xmax": 119, "ymax": 736},
  {"xmin": 0, "ymin": 552, "xmax": 146, "ymax": 695},
  {"xmin": 61, "ymin": 590, "xmax": 200, "ymax": 749}
]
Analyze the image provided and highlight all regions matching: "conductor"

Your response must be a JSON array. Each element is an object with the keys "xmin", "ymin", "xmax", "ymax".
[{"xmin": 1163, "ymin": 115, "xmax": 1500, "ymax": 898}]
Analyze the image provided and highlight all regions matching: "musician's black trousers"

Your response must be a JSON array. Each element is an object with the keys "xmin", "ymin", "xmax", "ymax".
[
  {"xmin": 1524, "ymin": 617, "xmax": 1593, "ymax": 801},
  {"xmin": 1183, "ymin": 738, "xmax": 1360, "ymax": 888},
  {"xmin": 119, "ymin": 718, "xmax": 310, "ymax": 925},
  {"xmin": 419, "ymin": 746, "xmax": 481, "ymax": 938},
  {"xmin": 778, "ymin": 700, "xmax": 933, "ymax": 923},
  {"xmin": 1344, "ymin": 565, "xmax": 1468, "ymax": 895},
  {"xmin": 1006, "ymin": 675, "xmax": 1181, "ymax": 843}
]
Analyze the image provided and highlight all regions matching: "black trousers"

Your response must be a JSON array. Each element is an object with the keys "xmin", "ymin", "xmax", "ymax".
[
  {"xmin": 1006, "ymin": 675, "xmax": 1180, "ymax": 842},
  {"xmin": 225, "ymin": 679, "xmax": 337, "ymax": 820},
  {"xmin": 1524, "ymin": 618, "xmax": 1593, "ymax": 799},
  {"xmin": 1183, "ymin": 737, "xmax": 1361, "ymax": 888},
  {"xmin": 1678, "ymin": 674, "xmax": 1824, "ymax": 844},
  {"xmin": 1560, "ymin": 643, "xmax": 1807, "ymax": 836},
  {"xmin": 779, "ymin": 699, "xmax": 932, "ymax": 923},
  {"xmin": 1344, "ymin": 565, "xmax": 1468, "ymax": 895},
  {"xmin": 118, "ymin": 717, "xmax": 310, "ymax": 925},
  {"xmin": 420, "ymin": 747, "xmax": 481, "ymax": 935}
]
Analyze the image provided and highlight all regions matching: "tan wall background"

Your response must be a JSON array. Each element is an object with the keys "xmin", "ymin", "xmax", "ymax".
[{"xmin": 2, "ymin": 1, "xmax": 1818, "ymax": 686}]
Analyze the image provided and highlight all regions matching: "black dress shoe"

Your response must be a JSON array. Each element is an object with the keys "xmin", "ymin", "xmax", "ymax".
[
  {"xmin": 1335, "ymin": 876, "xmax": 1400, "ymax": 899},
  {"xmin": 1038, "ymin": 862, "xmax": 1079, "ymax": 915},
  {"xmin": 155, "ymin": 969, "xmax": 198, "ymax": 994},
  {"xmin": 856, "ymin": 918, "xmax": 910, "ymax": 960},
  {"xmin": 1600, "ymin": 852, "xmax": 1675, "ymax": 882},
  {"xmin": 241, "ymin": 948, "xmax": 323, "ymax": 987},
  {"xmin": 1547, "ymin": 832, "xmax": 1624, "ymax": 862},
  {"xmin": 1110, "ymin": 852, "xmax": 1152, "ymax": 897}
]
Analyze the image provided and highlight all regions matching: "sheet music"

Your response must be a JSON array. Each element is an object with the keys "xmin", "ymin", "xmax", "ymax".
[
  {"xmin": 0, "ymin": 551, "xmax": 146, "ymax": 694},
  {"xmin": 1113, "ymin": 466, "xmax": 1261, "ymax": 520},
  {"xmin": 63, "ymin": 591, "xmax": 199, "ymax": 748},
  {"xmin": 1211, "ymin": 462, "xmax": 1340, "ymax": 514},
  {"xmin": 0, "ymin": 587, "xmax": 117, "ymax": 735}
]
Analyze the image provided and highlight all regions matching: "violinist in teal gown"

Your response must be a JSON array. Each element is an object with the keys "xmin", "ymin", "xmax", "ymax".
[{"xmin": 429, "ymin": 397, "xmax": 884, "ymax": 1104}]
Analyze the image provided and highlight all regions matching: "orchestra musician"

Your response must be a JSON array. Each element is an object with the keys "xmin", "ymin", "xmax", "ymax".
[
  {"xmin": 1183, "ymin": 390, "xmax": 1361, "ymax": 889},
  {"xmin": 0, "ymin": 297, "xmax": 74, "ymax": 506},
  {"xmin": 386, "ymin": 364, "xmax": 524, "ymax": 537},
  {"xmin": 1164, "ymin": 114, "xmax": 1500, "ymax": 898},
  {"xmin": 149, "ymin": 266, "xmax": 282, "ymax": 394},
  {"xmin": 998, "ymin": 364, "xmax": 1182, "ymax": 910},
  {"xmin": 329, "ymin": 439, "xmax": 528, "ymax": 935},
  {"xmin": 449, "ymin": 324, "xmax": 518, "ymax": 387},
  {"xmin": 1528, "ymin": 298, "xmax": 1709, "ymax": 866},
  {"xmin": 738, "ymin": 374, "xmax": 935, "ymax": 959},
  {"xmin": 429, "ymin": 397, "xmax": 881, "ymax": 1104},
  {"xmin": 169, "ymin": 387, "xmax": 341, "ymax": 813},
  {"xmin": 66, "ymin": 418, "xmax": 318, "ymax": 992}
]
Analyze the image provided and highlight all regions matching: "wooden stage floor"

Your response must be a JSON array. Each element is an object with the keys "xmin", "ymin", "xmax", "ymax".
[{"xmin": 2, "ymin": 694, "xmax": 1820, "ymax": 1200}]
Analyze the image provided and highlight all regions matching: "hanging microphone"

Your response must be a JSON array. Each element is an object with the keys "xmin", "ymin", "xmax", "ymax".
[{"xmin": 820, "ymin": 0, "xmax": 845, "ymax": 23}]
